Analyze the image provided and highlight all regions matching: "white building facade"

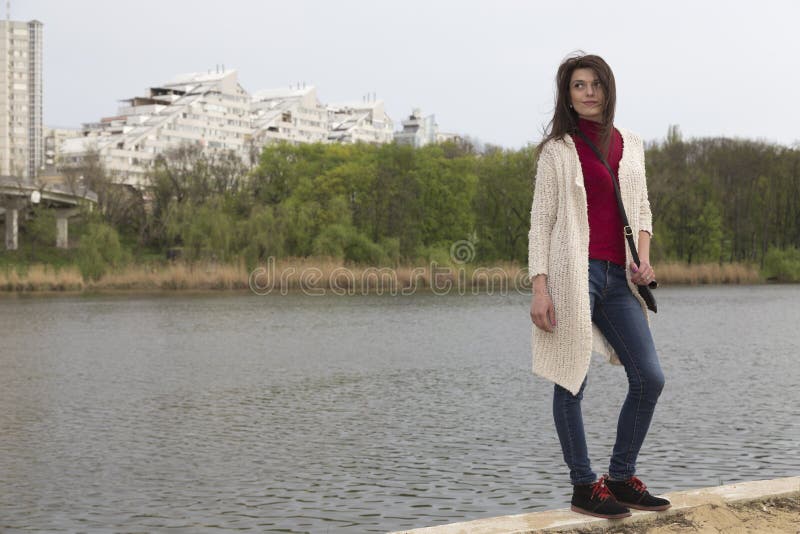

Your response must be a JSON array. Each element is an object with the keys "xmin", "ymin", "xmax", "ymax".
[
  {"xmin": 62, "ymin": 69, "xmax": 252, "ymax": 186},
  {"xmin": 0, "ymin": 19, "xmax": 43, "ymax": 179},
  {"xmin": 328, "ymin": 99, "xmax": 394, "ymax": 144},
  {"xmin": 59, "ymin": 70, "xmax": 439, "ymax": 188},
  {"xmin": 252, "ymin": 85, "xmax": 329, "ymax": 146},
  {"xmin": 394, "ymin": 108, "xmax": 438, "ymax": 148},
  {"xmin": 44, "ymin": 127, "xmax": 79, "ymax": 170}
]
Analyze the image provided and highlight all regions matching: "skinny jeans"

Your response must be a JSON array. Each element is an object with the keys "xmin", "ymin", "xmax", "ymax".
[{"xmin": 553, "ymin": 259, "xmax": 665, "ymax": 484}]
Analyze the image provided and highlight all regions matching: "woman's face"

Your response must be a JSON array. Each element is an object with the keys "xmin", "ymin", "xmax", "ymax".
[{"xmin": 569, "ymin": 68, "xmax": 604, "ymax": 122}]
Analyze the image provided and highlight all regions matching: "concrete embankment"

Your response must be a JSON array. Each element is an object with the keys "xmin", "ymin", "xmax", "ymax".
[{"xmin": 390, "ymin": 476, "xmax": 800, "ymax": 533}]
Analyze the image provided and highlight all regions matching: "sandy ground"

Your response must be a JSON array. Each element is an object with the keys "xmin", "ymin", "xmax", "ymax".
[{"xmin": 559, "ymin": 495, "xmax": 799, "ymax": 533}]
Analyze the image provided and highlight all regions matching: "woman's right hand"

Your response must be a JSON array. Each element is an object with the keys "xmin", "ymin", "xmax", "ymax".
[{"xmin": 530, "ymin": 292, "xmax": 557, "ymax": 333}]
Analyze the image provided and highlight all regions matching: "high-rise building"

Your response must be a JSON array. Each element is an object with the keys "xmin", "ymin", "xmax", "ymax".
[{"xmin": 0, "ymin": 18, "xmax": 43, "ymax": 179}]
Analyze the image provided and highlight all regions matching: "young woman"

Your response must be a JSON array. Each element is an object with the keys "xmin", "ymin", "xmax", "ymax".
[{"xmin": 527, "ymin": 53, "xmax": 671, "ymax": 519}]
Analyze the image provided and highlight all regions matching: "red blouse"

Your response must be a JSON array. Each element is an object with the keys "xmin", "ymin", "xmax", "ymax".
[{"xmin": 574, "ymin": 117, "xmax": 626, "ymax": 266}]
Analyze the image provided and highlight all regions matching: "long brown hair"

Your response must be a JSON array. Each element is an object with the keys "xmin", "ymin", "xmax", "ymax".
[{"xmin": 539, "ymin": 52, "xmax": 617, "ymax": 157}]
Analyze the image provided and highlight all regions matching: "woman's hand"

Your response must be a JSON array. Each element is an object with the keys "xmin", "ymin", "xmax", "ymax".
[
  {"xmin": 630, "ymin": 260, "xmax": 656, "ymax": 286},
  {"xmin": 531, "ymin": 292, "xmax": 556, "ymax": 332},
  {"xmin": 530, "ymin": 275, "xmax": 557, "ymax": 334},
  {"xmin": 530, "ymin": 274, "xmax": 556, "ymax": 332}
]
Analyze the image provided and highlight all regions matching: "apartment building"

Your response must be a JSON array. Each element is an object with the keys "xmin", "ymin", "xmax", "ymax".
[
  {"xmin": 394, "ymin": 108, "xmax": 438, "ymax": 148},
  {"xmin": 252, "ymin": 85, "xmax": 329, "ymax": 146},
  {"xmin": 0, "ymin": 19, "xmax": 43, "ymax": 179},
  {"xmin": 59, "ymin": 70, "xmax": 412, "ymax": 188},
  {"xmin": 252, "ymin": 88, "xmax": 396, "ymax": 146},
  {"xmin": 44, "ymin": 127, "xmax": 79, "ymax": 170},
  {"xmin": 62, "ymin": 69, "xmax": 251, "ymax": 186},
  {"xmin": 328, "ymin": 99, "xmax": 394, "ymax": 144}
]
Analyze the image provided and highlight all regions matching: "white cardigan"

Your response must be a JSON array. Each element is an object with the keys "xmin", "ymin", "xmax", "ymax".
[{"xmin": 528, "ymin": 127, "xmax": 653, "ymax": 395}]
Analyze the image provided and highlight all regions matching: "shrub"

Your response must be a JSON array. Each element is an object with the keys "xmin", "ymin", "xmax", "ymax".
[
  {"xmin": 165, "ymin": 202, "xmax": 235, "ymax": 262},
  {"xmin": 240, "ymin": 205, "xmax": 286, "ymax": 269},
  {"xmin": 77, "ymin": 222, "xmax": 124, "ymax": 281},
  {"xmin": 311, "ymin": 224, "xmax": 348, "ymax": 259},
  {"xmin": 26, "ymin": 207, "xmax": 57, "ymax": 249},
  {"xmin": 378, "ymin": 236, "xmax": 401, "ymax": 266},
  {"xmin": 343, "ymin": 231, "xmax": 387, "ymax": 265},
  {"xmin": 762, "ymin": 247, "xmax": 800, "ymax": 282},
  {"xmin": 412, "ymin": 242, "xmax": 456, "ymax": 267},
  {"xmin": 312, "ymin": 224, "xmax": 388, "ymax": 265}
]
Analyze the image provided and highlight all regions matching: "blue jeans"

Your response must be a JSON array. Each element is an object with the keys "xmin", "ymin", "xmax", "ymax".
[{"xmin": 553, "ymin": 259, "xmax": 665, "ymax": 484}]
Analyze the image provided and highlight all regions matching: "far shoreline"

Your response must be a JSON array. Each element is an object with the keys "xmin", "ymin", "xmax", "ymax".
[
  {"xmin": 0, "ymin": 259, "xmax": 781, "ymax": 295},
  {"xmin": 1, "ymin": 283, "xmax": 796, "ymax": 301}
]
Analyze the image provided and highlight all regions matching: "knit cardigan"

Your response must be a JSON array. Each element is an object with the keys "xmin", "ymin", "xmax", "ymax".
[{"xmin": 528, "ymin": 127, "xmax": 653, "ymax": 396}]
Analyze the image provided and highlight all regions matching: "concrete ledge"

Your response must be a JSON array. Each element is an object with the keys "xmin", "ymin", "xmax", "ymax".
[{"xmin": 389, "ymin": 476, "xmax": 800, "ymax": 533}]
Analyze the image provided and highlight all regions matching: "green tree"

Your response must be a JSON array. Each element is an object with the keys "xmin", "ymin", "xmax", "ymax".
[
  {"xmin": 164, "ymin": 201, "xmax": 235, "ymax": 261},
  {"xmin": 77, "ymin": 222, "xmax": 124, "ymax": 281},
  {"xmin": 26, "ymin": 206, "xmax": 57, "ymax": 254},
  {"xmin": 763, "ymin": 246, "xmax": 800, "ymax": 282},
  {"xmin": 474, "ymin": 145, "xmax": 536, "ymax": 262},
  {"xmin": 238, "ymin": 205, "xmax": 287, "ymax": 268}
]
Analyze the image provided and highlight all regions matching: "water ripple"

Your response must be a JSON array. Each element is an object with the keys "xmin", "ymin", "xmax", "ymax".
[{"xmin": 0, "ymin": 287, "xmax": 798, "ymax": 532}]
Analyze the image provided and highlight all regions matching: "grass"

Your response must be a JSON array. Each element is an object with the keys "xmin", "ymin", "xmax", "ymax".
[
  {"xmin": 0, "ymin": 259, "xmax": 768, "ymax": 293},
  {"xmin": 0, "ymin": 264, "xmax": 84, "ymax": 291},
  {"xmin": 655, "ymin": 261, "xmax": 760, "ymax": 285}
]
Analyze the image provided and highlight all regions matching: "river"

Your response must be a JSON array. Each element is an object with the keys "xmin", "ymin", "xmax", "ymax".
[{"xmin": 0, "ymin": 286, "xmax": 798, "ymax": 532}]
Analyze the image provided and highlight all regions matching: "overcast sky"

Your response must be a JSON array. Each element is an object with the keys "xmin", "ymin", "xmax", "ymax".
[{"xmin": 14, "ymin": 0, "xmax": 800, "ymax": 148}]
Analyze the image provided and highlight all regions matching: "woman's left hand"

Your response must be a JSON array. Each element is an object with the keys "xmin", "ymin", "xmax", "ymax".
[{"xmin": 630, "ymin": 260, "xmax": 656, "ymax": 286}]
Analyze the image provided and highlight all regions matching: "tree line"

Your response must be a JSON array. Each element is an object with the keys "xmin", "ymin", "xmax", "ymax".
[
  {"xmin": 646, "ymin": 126, "xmax": 800, "ymax": 269},
  {"xmin": 15, "ymin": 126, "xmax": 800, "ymax": 281}
]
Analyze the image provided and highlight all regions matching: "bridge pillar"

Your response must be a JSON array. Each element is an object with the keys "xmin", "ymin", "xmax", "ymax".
[
  {"xmin": 56, "ymin": 216, "xmax": 68, "ymax": 249},
  {"xmin": 5, "ymin": 208, "xmax": 18, "ymax": 250},
  {"xmin": 54, "ymin": 208, "xmax": 79, "ymax": 249}
]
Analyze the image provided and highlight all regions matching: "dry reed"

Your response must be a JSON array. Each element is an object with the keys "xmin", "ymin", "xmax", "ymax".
[
  {"xmin": 94, "ymin": 262, "xmax": 250, "ymax": 291},
  {"xmin": 1, "ymin": 264, "xmax": 84, "ymax": 292},
  {"xmin": 0, "ymin": 259, "xmax": 763, "ymax": 293},
  {"xmin": 655, "ymin": 262, "xmax": 760, "ymax": 285}
]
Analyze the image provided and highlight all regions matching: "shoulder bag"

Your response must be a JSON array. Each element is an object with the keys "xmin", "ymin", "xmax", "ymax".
[{"xmin": 573, "ymin": 127, "xmax": 658, "ymax": 313}]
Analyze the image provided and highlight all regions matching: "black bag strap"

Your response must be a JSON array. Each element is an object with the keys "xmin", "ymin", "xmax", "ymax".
[{"xmin": 573, "ymin": 127, "xmax": 657, "ymax": 289}]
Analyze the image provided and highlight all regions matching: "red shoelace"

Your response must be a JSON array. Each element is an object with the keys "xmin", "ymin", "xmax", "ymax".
[
  {"xmin": 627, "ymin": 475, "xmax": 648, "ymax": 493},
  {"xmin": 590, "ymin": 476, "xmax": 614, "ymax": 501}
]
